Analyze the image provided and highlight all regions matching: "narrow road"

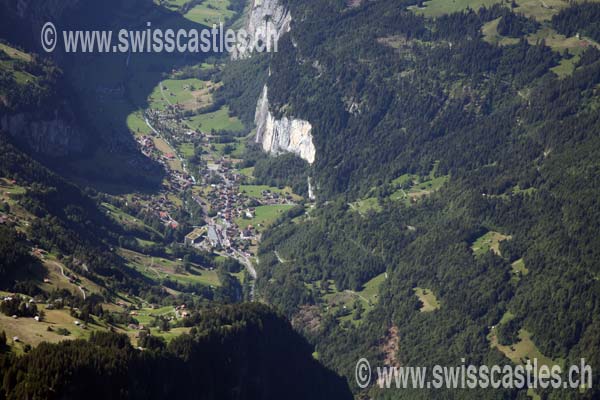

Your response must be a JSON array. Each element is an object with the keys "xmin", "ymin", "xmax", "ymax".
[
  {"xmin": 274, "ymin": 250, "xmax": 287, "ymax": 264},
  {"xmin": 54, "ymin": 262, "xmax": 86, "ymax": 300},
  {"xmin": 148, "ymin": 257, "xmax": 163, "ymax": 280}
]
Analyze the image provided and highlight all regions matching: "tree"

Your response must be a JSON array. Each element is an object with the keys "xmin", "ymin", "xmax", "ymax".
[{"xmin": 0, "ymin": 330, "xmax": 7, "ymax": 352}]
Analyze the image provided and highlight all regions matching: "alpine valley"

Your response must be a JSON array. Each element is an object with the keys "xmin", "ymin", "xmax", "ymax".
[{"xmin": 0, "ymin": 0, "xmax": 600, "ymax": 399}]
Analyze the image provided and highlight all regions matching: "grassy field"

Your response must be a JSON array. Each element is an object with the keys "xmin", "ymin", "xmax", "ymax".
[
  {"xmin": 0, "ymin": 43, "xmax": 31, "ymax": 62},
  {"xmin": 0, "ymin": 178, "xmax": 26, "ymax": 196},
  {"xmin": 394, "ymin": 176, "xmax": 449, "ymax": 201},
  {"xmin": 157, "ymin": 0, "xmax": 190, "ymax": 11},
  {"xmin": 39, "ymin": 258, "xmax": 106, "ymax": 297},
  {"xmin": 188, "ymin": 105, "xmax": 244, "ymax": 133},
  {"xmin": 490, "ymin": 328, "xmax": 560, "ymax": 368},
  {"xmin": 310, "ymin": 273, "xmax": 387, "ymax": 325},
  {"xmin": 152, "ymin": 136, "xmax": 183, "ymax": 172},
  {"xmin": 528, "ymin": 26, "xmax": 592, "ymax": 51},
  {"xmin": 239, "ymin": 184, "xmax": 300, "ymax": 201},
  {"xmin": 488, "ymin": 310, "xmax": 563, "ymax": 385},
  {"xmin": 119, "ymin": 248, "xmax": 221, "ymax": 287},
  {"xmin": 179, "ymin": 142, "xmax": 196, "ymax": 158},
  {"xmin": 351, "ymin": 173, "xmax": 448, "ymax": 214},
  {"xmin": 235, "ymin": 204, "xmax": 295, "ymax": 231},
  {"xmin": 481, "ymin": 2, "xmax": 599, "ymax": 79},
  {"xmin": 132, "ymin": 305, "xmax": 177, "ymax": 326},
  {"xmin": 350, "ymin": 197, "xmax": 382, "ymax": 214},
  {"xmin": 357, "ymin": 272, "xmax": 387, "ymax": 305},
  {"xmin": 511, "ymin": 258, "xmax": 529, "ymax": 283},
  {"xmin": 414, "ymin": 287, "xmax": 441, "ymax": 312},
  {"xmin": 513, "ymin": 0, "xmax": 570, "ymax": 22},
  {"xmin": 408, "ymin": 0, "xmax": 501, "ymax": 18},
  {"xmin": 184, "ymin": 0, "xmax": 236, "ymax": 26},
  {"xmin": 471, "ymin": 231, "xmax": 511, "ymax": 256},
  {"xmin": 239, "ymin": 167, "xmax": 255, "ymax": 178},
  {"xmin": 148, "ymin": 78, "xmax": 213, "ymax": 111},
  {"xmin": 482, "ymin": 17, "xmax": 521, "ymax": 46},
  {"xmin": 212, "ymin": 138, "xmax": 247, "ymax": 157},
  {"xmin": 551, "ymin": 54, "xmax": 580, "ymax": 78},
  {"xmin": 0, "ymin": 43, "xmax": 37, "ymax": 85},
  {"xmin": 102, "ymin": 202, "xmax": 163, "ymax": 237},
  {"xmin": 126, "ymin": 111, "xmax": 152, "ymax": 137},
  {"xmin": 1, "ymin": 308, "xmax": 110, "ymax": 350},
  {"xmin": 151, "ymin": 326, "xmax": 192, "ymax": 341}
]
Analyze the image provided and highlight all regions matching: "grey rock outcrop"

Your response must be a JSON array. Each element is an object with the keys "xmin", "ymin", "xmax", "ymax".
[
  {"xmin": 255, "ymin": 85, "xmax": 315, "ymax": 164},
  {"xmin": 0, "ymin": 112, "xmax": 84, "ymax": 157},
  {"xmin": 234, "ymin": 0, "xmax": 292, "ymax": 59}
]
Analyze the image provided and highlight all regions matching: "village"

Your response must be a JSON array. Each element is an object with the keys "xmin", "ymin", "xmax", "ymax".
[{"xmin": 128, "ymin": 91, "xmax": 299, "ymax": 266}]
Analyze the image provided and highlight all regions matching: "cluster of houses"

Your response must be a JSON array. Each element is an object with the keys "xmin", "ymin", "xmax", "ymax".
[
  {"xmin": 159, "ymin": 210, "xmax": 178, "ymax": 229},
  {"xmin": 170, "ymin": 170, "xmax": 195, "ymax": 191},
  {"xmin": 174, "ymin": 304, "xmax": 190, "ymax": 319},
  {"xmin": 137, "ymin": 135, "xmax": 156, "ymax": 158},
  {"xmin": 118, "ymin": 193, "xmax": 180, "ymax": 230}
]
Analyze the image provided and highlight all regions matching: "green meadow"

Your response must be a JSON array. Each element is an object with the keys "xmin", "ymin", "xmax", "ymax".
[
  {"xmin": 188, "ymin": 105, "xmax": 244, "ymax": 132},
  {"xmin": 184, "ymin": 0, "xmax": 236, "ymax": 26}
]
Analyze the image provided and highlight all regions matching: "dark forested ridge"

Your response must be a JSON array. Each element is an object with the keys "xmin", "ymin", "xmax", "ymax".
[{"xmin": 0, "ymin": 304, "xmax": 351, "ymax": 400}]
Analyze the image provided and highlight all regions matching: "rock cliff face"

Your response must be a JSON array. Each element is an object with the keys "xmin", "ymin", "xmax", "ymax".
[
  {"xmin": 235, "ymin": 0, "xmax": 292, "ymax": 59},
  {"xmin": 255, "ymin": 85, "xmax": 316, "ymax": 164},
  {"xmin": 0, "ymin": 112, "xmax": 84, "ymax": 157},
  {"xmin": 246, "ymin": 1, "xmax": 317, "ymax": 165}
]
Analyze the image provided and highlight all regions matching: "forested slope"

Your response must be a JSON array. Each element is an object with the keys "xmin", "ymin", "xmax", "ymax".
[
  {"xmin": 0, "ymin": 304, "xmax": 351, "ymax": 400},
  {"xmin": 244, "ymin": 1, "xmax": 600, "ymax": 398}
]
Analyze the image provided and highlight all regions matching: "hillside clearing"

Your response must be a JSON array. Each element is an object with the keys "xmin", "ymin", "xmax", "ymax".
[
  {"xmin": 471, "ymin": 231, "xmax": 511, "ymax": 256},
  {"xmin": 414, "ymin": 287, "xmax": 441, "ymax": 312}
]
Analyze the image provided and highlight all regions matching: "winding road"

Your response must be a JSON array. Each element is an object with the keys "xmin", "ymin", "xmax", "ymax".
[{"xmin": 54, "ymin": 262, "xmax": 86, "ymax": 300}]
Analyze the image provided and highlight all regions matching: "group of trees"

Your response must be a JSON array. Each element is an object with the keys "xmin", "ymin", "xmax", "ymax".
[
  {"xmin": 552, "ymin": 2, "xmax": 600, "ymax": 42},
  {"xmin": 0, "ymin": 304, "xmax": 352, "ymax": 400},
  {"xmin": 0, "ymin": 225, "xmax": 39, "ymax": 292}
]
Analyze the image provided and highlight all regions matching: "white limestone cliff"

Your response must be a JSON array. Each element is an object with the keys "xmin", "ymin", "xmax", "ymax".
[
  {"xmin": 254, "ymin": 85, "xmax": 316, "ymax": 164},
  {"xmin": 234, "ymin": 0, "xmax": 292, "ymax": 59}
]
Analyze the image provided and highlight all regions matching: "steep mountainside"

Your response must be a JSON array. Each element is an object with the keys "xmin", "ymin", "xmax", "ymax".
[{"xmin": 238, "ymin": 0, "xmax": 600, "ymax": 398}]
